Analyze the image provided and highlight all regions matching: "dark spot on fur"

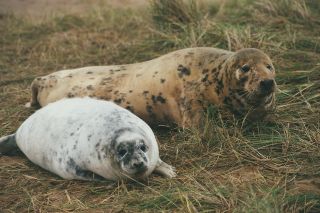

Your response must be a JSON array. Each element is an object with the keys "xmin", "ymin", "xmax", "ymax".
[
  {"xmin": 202, "ymin": 69, "xmax": 209, "ymax": 74},
  {"xmin": 143, "ymin": 91, "xmax": 149, "ymax": 97},
  {"xmin": 114, "ymin": 99, "xmax": 122, "ymax": 104},
  {"xmin": 126, "ymin": 106, "xmax": 134, "ymax": 112},
  {"xmin": 146, "ymin": 105, "xmax": 153, "ymax": 114},
  {"xmin": 201, "ymin": 74, "xmax": 209, "ymax": 82},
  {"xmin": 70, "ymin": 132, "xmax": 74, "ymax": 136},
  {"xmin": 177, "ymin": 65, "xmax": 191, "ymax": 78},
  {"xmin": 216, "ymin": 79, "xmax": 224, "ymax": 94},
  {"xmin": 67, "ymin": 158, "xmax": 104, "ymax": 180},
  {"xmin": 103, "ymin": 77, "xmax": 112, "ymax": 81},
  {"xmin": 129, "ymin": 90, "xmax": 133, "ymax": 93},
  {"xmin": 87, "ymin": 85, "xmax": 94, "ymax": 90},
  {"xmin": 100, "ymin": 146, "xmax": 108, "ymax": 159},
  {"xmin": 211, "ymin": 68, "xmax": 217, "ymax": 73},
  {"xmin": 136, "ymin": 74, "xmax": 142, "ymax": 77},
  {"xmin": 157, "ymin": 95, "xmax": 166, "ymax": 104},
  {"xmin": 145, "ymin": 105, "xmax": 157, "ymax": 121},
  {"xmin": 67, "ymin": 93, "xmax": 74, "ymax": 98},
  {"xmin": 95, "ymin": 143, "xmax": 101, "ymax": 160},
  {"xmin": 160, "ymin": 79, "xmax": 166, "ymax": 83},
  {"xmin": 72, "ymin": 86, "xmax": 81, "ymax": 91},
  {"xmin": 67, "ymin": 74, "xmax": 73, "ymax": 78},
  {"xmin": 151, "ymin": 95, "xmax": 156, "ymax": 103},
  {"xmin": 88, "ymin": 135, "xmax": 92, "ymax": 141},
  {"xmin": 151, "ymin": 94, "xmax": 166, "ymax": 104},
  {"xmin": 59, "ymin": 158, "xmax": 62, "ymax": 163},
  {"xmin": 87, "ymin": 71, "xmax": 93, "ymax": 74},
  {"xmin": 114, "ymin": 90, "xmax": 119, "ymax": 95},
  {"xmin": 239, "ymin": 76, "xmax": 248, "ymax": 85}
]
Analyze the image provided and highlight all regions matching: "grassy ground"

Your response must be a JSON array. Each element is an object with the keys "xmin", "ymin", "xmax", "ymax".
[{"xmin": 0, "ymin": 0, "xmax": 320, "ymax": 212}]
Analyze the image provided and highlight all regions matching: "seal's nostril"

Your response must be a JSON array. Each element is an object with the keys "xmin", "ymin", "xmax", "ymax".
[
  {"xmin": 260, "ymin": 79, "xmax": 274, "ymax": 91},
  {"xmin": 133, "ymin": 162, "xmax": 144, "ymax": 169}
]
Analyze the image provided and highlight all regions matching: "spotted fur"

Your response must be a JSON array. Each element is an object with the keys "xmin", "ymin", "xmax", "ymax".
[
  {"xmin": 27, "ymin": 47, "xmax": 276, "ymax": 127},
  {"xmin": 1, "ymin": 98, "xmax": 176, "ymax": 180}
]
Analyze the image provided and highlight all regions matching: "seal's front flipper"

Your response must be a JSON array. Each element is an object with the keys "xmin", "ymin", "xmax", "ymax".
[
  {"xmin": 153, "ymin": 159, "xmax": 176, "ymax": 178},
  {"xmin": 0, "ymin": 134, "xmax": 18, "ymax": 155}
]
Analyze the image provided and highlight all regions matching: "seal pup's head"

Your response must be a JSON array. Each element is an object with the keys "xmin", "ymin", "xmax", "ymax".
[
  {"xmin": 110, "ymin": 128, "xmax": 151, "ymax": 179},
  {"xmin": 225, "ymin": 48, "xmax": 276, "ymax": 117}
]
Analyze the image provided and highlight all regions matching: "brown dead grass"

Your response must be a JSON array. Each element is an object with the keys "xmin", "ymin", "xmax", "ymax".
[{"xmin": 0, "ymin": 0, "xmax": 320, "ymax": 212}]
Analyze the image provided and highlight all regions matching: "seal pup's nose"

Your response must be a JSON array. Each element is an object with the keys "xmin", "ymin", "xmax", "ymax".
[{"xmin": 133, "ymin": 162, "xmax": 145, "ymax": 169}]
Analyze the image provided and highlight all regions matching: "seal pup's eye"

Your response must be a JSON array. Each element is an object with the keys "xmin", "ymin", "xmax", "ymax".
[
  {"xmin": 266, "ymin": 64, "xmax": 273, "ymax": 71},
  {"xmin": 118, "ymin": 149, "xmax": 127, "ymax": 157},
  {"xmin": 140, "ymin": 144, "xmax": 147, "ymax": 152},
  {"xmin": 240, "ymin": 64, "xmax": 250, "ymax": 73}
]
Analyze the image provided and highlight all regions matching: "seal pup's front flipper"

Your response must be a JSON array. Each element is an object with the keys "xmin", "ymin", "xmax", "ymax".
[
  {"xmin": 153, "ymin": 159, "xmax": 176, "ymax": 178},
  {"xmin": 0, "ymin": 134, "xmax": 18, "ymax": 155}
]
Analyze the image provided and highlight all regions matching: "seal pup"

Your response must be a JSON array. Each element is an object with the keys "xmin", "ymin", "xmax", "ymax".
[
  {"xmin": 0, "ymin": 98, "xmax": 176, "ymax": 180},
  {"xmin": 26, "ymin": 47, "xmax": 276, "ymax": 127}
]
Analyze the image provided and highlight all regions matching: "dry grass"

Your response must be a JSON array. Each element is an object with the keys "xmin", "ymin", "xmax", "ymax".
[{"xmin": 1, "ymin": 0, "xmax": 320, "ymax": 212}]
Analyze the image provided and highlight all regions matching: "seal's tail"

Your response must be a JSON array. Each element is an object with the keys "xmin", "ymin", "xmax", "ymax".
[{"xmin": 0, "ymin": 134, "xmax": 18, "ymax": 155}]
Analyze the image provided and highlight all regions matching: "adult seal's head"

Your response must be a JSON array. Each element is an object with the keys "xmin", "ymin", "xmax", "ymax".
[{"xmin": 223, "ymin": 48, "xmax": 276, "ymax": 119}]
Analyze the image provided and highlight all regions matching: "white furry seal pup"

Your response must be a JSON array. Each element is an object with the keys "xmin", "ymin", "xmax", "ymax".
[{"xmin": 0, "ymin": 98, "xmax": 176, "ymax": 181}]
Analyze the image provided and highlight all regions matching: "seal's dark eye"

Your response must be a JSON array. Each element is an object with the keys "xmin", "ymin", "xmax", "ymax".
[
  {"xmin": 140, "ymin": 144, "xmax": 147, "ymax": 152},
  {"xmin": 266, "ymin": 64, "xmax": 273, "ymax": 71},
  {"xmin": 240, "ymin": 64, "xmax": 250, "ymax": 73},
  {"xmin": 118, "ymin": 149, "xmax": 127, "ymax": 157}
]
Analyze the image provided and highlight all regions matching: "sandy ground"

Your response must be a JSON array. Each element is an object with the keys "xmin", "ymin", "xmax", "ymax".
[{"xmin": 0, "ymin": 0, "xmax": 147, "ymax": 18}]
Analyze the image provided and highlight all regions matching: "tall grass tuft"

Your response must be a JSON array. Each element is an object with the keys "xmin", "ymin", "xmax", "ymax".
[
  {"xmin": 150, "ymin": 0, "xmax": 202, "ymax": 32},
  {"xmin": 254, "ymin": 0, "xmax": 312, "ymax": 22}
]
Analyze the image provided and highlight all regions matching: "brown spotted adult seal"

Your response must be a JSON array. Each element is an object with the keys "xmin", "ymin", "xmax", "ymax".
[
  {"xmin": 1, "ymin": 98, "xmax": 176, "ymax": 180},
  {"xmin": 26, "ymin": 47, "xmax": 276, "ymax": 127}
]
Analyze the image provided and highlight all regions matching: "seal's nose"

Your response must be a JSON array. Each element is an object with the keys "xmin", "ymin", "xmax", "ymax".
[
  {"xmin": 260, "ymin": 79, "xmax": 275, "ymax": 93},
  {"xmin": 133, "ymin": 162, "xmax": 145, "ymax": 169}
]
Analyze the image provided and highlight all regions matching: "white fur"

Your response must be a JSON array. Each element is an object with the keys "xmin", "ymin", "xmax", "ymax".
[{"xmin": 15, "ymin": 98, "xmax": 173, "ymax": 180}]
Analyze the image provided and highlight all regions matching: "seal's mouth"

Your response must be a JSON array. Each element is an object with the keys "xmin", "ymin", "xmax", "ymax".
[
  {"xmin": 125, "ymin": 169, "xmax": 148, "ymax": 180},
  {"xmin": 245, "ymin": 79, "xmax": 276, "ymax": 97},
  {"xmin": 133, "ymin": 168, "xmax": 148, "ymax": 177},
  {"xmin": 121, "ymin": 162, "xmax": 149, "ymax": 178},
  {"xmin": 242, "ymin": 88, "xmax": 274, "ymax": 107}
]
